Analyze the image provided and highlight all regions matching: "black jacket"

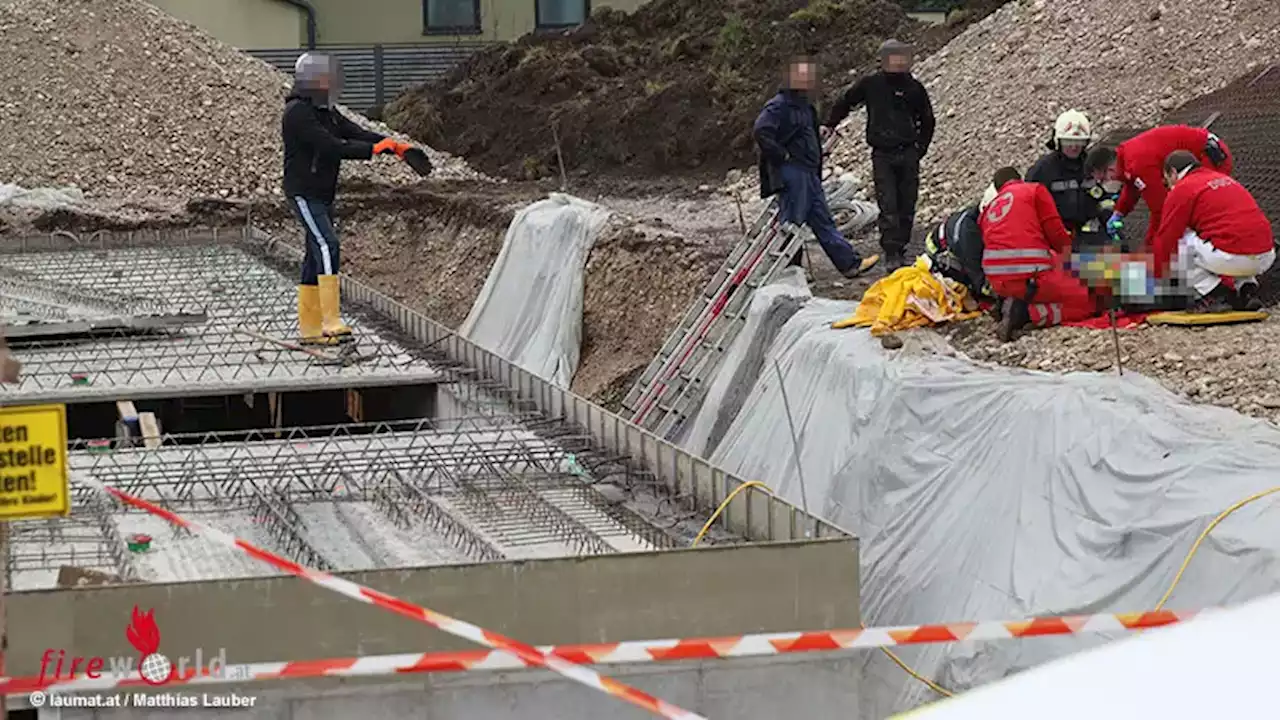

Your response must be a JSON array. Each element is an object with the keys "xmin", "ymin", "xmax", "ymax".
[
  {"xmin": 826, "ymin": 72, "xmax": 935, "ymax": 155},
  {"xmin": 1025, "ymin": 151, "xmax": 1097, "ymax": 232},
  {"xmin": 282, "ymin": 89, "xmax": 385, "ymax": 204},
  {"xmin": 925, "ymin": 204, "xmax": 991, "ymax": 299},
  {"xmin": 753, "ymin": 89, "xmax": 823, "ymax": 199}
]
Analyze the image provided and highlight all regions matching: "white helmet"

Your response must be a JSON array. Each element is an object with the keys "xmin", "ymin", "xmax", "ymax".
[
  {"xmin": 979, "ymin": 183, "xmax": 998, "ymax": 212},
  {"xmin": 1054, "ymin": 109, "xmax": 1092, "ymax": 143}
]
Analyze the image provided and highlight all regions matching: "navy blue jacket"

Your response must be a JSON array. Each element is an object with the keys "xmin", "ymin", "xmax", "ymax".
[{"xmin": 753, "ymin": 89, "xmax": 823, "ymax": 199}]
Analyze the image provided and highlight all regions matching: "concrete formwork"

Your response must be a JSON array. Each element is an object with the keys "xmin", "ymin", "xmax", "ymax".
[
  {"xmin": 8, "ymin": 539, "xmax": 859, "ymax": 676},
  {"xmin": 0, "ymin": 226, "xmax": 863, "ymax": 717},
  {"xmin": 34, "ymin": 653, "xmax": 864, "ymax": 719}
]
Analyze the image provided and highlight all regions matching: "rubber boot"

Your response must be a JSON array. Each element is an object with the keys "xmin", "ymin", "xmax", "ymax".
[
  {"xmin": 317, "ymin": 275, "xmax": 353, "ymax": 340},
  {"xmin": 297, "ymin": 285, "xmax": 336, "ymax": 346}
]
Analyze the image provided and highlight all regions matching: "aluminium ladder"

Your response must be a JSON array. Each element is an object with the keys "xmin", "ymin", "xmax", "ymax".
[
  {"xmin": 622, "ymin": 136, "xmax": 848, "ymax": 442},
  {"xmin": 620, "ymin": 199, "xmax": 807, "ymax": 441}
]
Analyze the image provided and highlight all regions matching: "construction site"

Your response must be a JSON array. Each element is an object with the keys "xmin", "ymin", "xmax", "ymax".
[{"xmin": 1, "ymin": 0, "xmax": 1280, "ymax": 717}]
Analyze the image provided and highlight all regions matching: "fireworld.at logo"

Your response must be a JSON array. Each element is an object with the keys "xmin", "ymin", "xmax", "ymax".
[{"xmin": 40, "ymin": 606, "xmax": 233, "ymax": 685}]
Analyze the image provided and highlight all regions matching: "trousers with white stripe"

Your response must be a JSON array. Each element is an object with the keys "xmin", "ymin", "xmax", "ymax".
[{"xmin": 291, "ymin": 196, "xmax": 340, "ymax": 284}]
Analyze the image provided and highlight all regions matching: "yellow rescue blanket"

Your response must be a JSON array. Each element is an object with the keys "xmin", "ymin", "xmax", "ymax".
[{"xmin": 832, "ymin": 257, "xmax": 982, "ymax": 336}]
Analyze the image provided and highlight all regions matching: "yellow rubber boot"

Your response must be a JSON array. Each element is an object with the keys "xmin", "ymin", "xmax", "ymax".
[
  {"xmin": 317, "ymin": 275, "xmax": 352, "ymax": 340},
  {"xmin": 297, "ymin": 285, "xmax": 335, "ymax": 346}
]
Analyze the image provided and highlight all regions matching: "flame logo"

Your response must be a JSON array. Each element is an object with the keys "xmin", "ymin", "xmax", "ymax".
[{"xmin": 126, "ymin": 606, "xmax": 172, "ymax": 685}]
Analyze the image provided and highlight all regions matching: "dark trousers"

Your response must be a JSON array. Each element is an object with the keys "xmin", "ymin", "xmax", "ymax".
[
  {"xmin": 778, "ymin": 163, "xmax": 860, "ymax": 273},
  {"xmin": 290, "ymin": 196, "xmax": 340, "ymax": 286},
  {"xmin": 871, "ymin": 147, "xmax": 921, "ymax": 256}
]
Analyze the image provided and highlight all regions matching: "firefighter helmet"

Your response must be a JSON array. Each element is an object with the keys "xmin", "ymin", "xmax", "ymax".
[{"xmin": 1054, "ymin": 110, "xmax": 1092, "ymax": 141}]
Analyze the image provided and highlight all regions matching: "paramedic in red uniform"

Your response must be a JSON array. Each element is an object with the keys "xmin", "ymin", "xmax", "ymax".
[
  {"xmin": 1152, "ymin": 150, "xmax": 1275, "ymax": 312},
  {"xmin": 980, "ymin": 168, "xmax": 1098, "ymax": 341},
  {"xmin": 1100, "ymin": 125, "xmax": 1233, "ymax": 250}
]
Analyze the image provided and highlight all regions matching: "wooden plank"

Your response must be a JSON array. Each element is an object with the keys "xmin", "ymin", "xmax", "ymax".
[
  {"xmin": 115, "ymin": 400, "xmax": 138, "ymax": 423},
  {"xmin": 138, "ymin": 412, "xmax": 162, "ymax": 449}
]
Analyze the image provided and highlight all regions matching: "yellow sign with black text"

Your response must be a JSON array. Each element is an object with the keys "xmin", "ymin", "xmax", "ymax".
[{"xmin": 0, "ymin": 404, "xmax": 68, "ymax": 519}]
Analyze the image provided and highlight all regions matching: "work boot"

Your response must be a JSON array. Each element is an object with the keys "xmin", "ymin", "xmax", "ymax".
[
  {"xmin": 1189, "ymin": 284, "xmax": 1235, "ymax": 314},
  {"xmin": 884, "ymin": 253, "xmax": 909, "ymax": 272},
  {"xmin": 996, "ymin": 298, "xmax": 1030, "ymax": 343},
  {"xmin": 841, "ymin": 254, "xmax": 881, "ymax": 279},
  {"xmin": 297, "ymin": 285, "xmax": 336, "ymax": 346},
  {"xmin": 1234, "ymin": 281, "xmax": 1263, "ymax": 311},
  {"xmin": 317, "ymin": 274, "xmax": 353, "ymax": 341}
]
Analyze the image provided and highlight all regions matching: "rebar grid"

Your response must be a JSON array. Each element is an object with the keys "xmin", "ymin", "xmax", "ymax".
[
  {"xmin": 82, "ymin": 490, "xmax": 142, "ymax": 582},
  {"xmin": 0, "ymin": 239, "xmax": 434, "ymax": 399},
  {"xmin": 0, "ymin": 261, "xmax": 178, "ymax": 318},
  {"xmin": 368, "ymin": 464, "xmax": 505, "ymax": 563},
  {"xmin": 248, "ymin": 489, "xmax": 334, "ymax": 571},
  {"xmin": 68, "ymin": 423, "xmax": 580, "ymax": 507},
  {"xmin": 59, "ymin": 417, "xmax": 658, "ymax": 563}
]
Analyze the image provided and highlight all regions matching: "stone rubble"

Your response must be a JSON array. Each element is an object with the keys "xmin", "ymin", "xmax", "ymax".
[
  {"xmin": 727, "ymin": 0, "xmax": 1280, "ymax": 220},
  {"xmin": 0, "ymin": 0, "xmax": 482, "ymax": 212},
  {"xmin": 943, "ymin": 316, "xmax": 1280, "ymax": 424}
]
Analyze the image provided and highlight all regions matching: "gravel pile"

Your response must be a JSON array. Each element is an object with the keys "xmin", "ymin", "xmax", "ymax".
[
  {"xmin": 0, "ymin": 0, "xmax": 480, "ymax": 209},
  {"xmin": 784, "ymin": 0, "xmax": 1280, "ymax": 221},
  {"xmin": 942, "ymin": 317, "xmax": 1280, "ymax": 423}
]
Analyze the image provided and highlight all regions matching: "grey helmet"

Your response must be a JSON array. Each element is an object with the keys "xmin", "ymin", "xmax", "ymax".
[{"xmin": 294, "ymin": 52, "xmax": 343, "ymax": 106}]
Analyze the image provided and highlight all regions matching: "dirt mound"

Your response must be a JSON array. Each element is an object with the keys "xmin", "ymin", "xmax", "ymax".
[
  {"xmin": 573, "ymin": 218, "xmax": 728, "ymax": 404},
  {"xmin": 0, "ymin": 0, "xmax": 477, "ymax": 209},
  {"xmin": 388, "ymin": 0, "xmax": 1005, "ymax": 181},
  {"xmin": 821, "ymin": 0, "xmax": 1280, "ymax": 226}
]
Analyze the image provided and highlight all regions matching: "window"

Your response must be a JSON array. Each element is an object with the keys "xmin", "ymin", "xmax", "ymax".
[
  {"xmin": 536, "ymin": 0, "xmax": 590, "ymax": 29},
  {"xmin": 424, "ymin": 0, "xmax": 481, "ymax": 35}
]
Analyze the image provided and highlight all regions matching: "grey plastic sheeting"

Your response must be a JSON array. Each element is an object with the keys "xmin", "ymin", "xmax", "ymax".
[
  {"xmin": 460, "ymin": 194, "xmax": 611, "ymax": 388},
  {"xmin": 699, "ymin": 296, "xmax": 1280, "ymax": 717},
  {"xmin": 676, "ymin": 267, "xmax": 811, "ymax": 457}
]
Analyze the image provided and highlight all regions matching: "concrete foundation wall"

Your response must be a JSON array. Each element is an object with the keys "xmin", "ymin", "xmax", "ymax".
[
  {"xmin": 9, "ymin": 540, "xmax": 858, "ymax": 675},
  {"xmin": 33, "ymin": 653, "xmax": 862, "ymax": 719}
]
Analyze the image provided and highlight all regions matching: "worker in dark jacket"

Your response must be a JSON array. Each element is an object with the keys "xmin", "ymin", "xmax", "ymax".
[
  {"xmin": 283, "ymin": 52, "xmax": 416, "ymax": 345},
  {"xmin": 923, "ymin": 169, "xmax": 1024, "ymax": 305},
  {"xmin": 755, "ymin": 57, "xmax": 880, "ymax": 278},
  {"xmin": 823, "ymin": 39, "xmax": 935, "ymax": 270},
  {"xmin": 1026, "ymin": 109, "xmax": 1098, "ymax": 242}
]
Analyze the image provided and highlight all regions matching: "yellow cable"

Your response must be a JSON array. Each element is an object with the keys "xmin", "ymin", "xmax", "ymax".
[
  {"xmin": 1152, "ymin": 485, "xmax": 1280, "ymax": 611},
  {"xmin": 691, "ymin": 481, "xmax": 1280, "ymax": 701},
  {"xmin": 690, "ymin": 480, "xmax": 771, "ymax": 547},
  {"xmin": 690, "ymin": 481, "xmax": 951, "ymax": 696}
]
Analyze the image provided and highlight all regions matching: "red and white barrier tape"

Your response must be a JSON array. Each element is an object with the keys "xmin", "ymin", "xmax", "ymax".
[
  {"xmin": 3, "ymin": 606, "xmax": 1195, "ymax": 697},
  {"xmin": 82, "ymin": 484, "xmax": 705, "ymax": 720}
]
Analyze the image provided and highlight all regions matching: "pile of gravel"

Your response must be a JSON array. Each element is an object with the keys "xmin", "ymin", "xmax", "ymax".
[
  {"xmin": 812, "ymin": 0, "xmax": 1280, "ymax": 222},
  {"xmin": 0, "ymin": 0, "xmax": 480, "ymax": 209}
]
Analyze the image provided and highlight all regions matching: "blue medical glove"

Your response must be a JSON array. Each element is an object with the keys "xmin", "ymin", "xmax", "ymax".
[{"xmin": 1106, "ymin": 212, "xmax": 1124, "ymax": 238}]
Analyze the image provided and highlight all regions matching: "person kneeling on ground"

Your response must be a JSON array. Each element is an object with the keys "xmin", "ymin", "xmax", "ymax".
[
  {"xmin": 284, "ymin": 52, "xmax": 419, "ymax": 345},
  {"xmin": 923, "ymin": 169, "xmax": 1022, "ymax": 305},
  {"xmin": 980, "ymin": 167, "xmax": 1099, "ymax": 341},
  {"xmin": 755, "ymin": 56, "xmax": 880, "ymax": 279},
  {"xmin": 1151, "ymin": 150, "xmax": 1275, "ymax": 312}
]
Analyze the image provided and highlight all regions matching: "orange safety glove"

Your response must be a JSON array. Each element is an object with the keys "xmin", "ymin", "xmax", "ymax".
[{"xmin": 372, "ymin": 138, "xmax": 409, "ymax": 157}]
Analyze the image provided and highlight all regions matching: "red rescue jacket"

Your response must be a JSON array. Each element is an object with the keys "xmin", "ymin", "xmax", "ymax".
[
  {"xmin": 979, "ymin": 180, "xmax": 1073, "ymax": 282},
  {"xmin": 1114, "ymin": 125, "xmax": 1233, "ymax": 215},
  {"xmin": 1152, "ymin": 167, "xmax": 1274, "ymax": 276}
]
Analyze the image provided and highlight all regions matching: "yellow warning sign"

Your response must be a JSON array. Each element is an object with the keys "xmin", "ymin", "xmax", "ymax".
[{"xmin": 0, "ymin": 404, "xmax": 68, "ymax": 519}]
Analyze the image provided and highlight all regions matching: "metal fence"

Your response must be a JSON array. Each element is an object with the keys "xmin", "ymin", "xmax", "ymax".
[{"xmin": 247, "ymin": 42, "xmax": 490, "ymax": 112}]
